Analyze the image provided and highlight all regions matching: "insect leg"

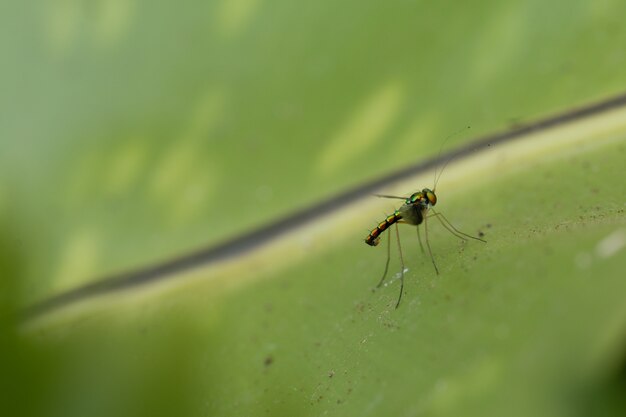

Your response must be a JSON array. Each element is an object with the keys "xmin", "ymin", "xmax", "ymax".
[
  {"xmin": 424, "ymin": 212, "xmax": 440, "ymax": 275},
  {"xmin": 375, "ymin": 227, "xmax": 392, "ymax": 289},
  {"xmin": 395, "ymin": 223, "xmax": 405, "ymax": 309},
  {"xmin": 416, "ymin": 225, "xmax": 425, "ymax": 254},
  {"xmin": 429, "ymin": 209, "xmax": 486, "ymax": 243}
]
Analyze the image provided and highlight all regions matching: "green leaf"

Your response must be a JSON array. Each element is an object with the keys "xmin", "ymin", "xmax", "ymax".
[
  {"xmin": 3, "ymin": 1, "xmax": 626, "ymax": 417},
  {"xmin": 3, "ymin": 0, "xmax": 626, "ymax": 302},
  {"xmin": 14, "ymin": 113, "xmax": 626, "ymax": 417}
]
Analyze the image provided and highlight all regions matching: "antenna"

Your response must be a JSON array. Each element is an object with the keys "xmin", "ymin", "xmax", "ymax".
[{"xmin": 432, "ymin": 126, "xmax": 470, "ymax": 191}]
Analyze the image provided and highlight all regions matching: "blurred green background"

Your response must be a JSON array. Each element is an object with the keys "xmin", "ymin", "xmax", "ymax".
[{"xmin": 1, "ymin": 1, "xmax": 626, "ymax": 416}]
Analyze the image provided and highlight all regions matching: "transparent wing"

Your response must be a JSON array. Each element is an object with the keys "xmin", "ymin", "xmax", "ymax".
[{"xmin": 374, "ymin": 194, "xmax": 407, "ymax": 200}]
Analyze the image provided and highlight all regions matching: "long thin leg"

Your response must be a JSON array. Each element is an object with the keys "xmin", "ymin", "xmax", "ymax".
[
  {"xmin": 424, "ymin": 212, "xmax": 440, "ymax": 275},
  {"xmin": 427, "ymin": 213, "xmax": 468, "ymax": 242},
  {"xmin": 416, "ymin": 225, "xmax": 425, "ymax": 254},
  {"xmin": 395, "ymin": 223, "xmax": 405, "ymax": 309},
  {"xmin": 429, "ymin": 209, "xmax": 486, "ymax": 243},
  {"xmin": 376, "ymin": 228, "xmax": 392, "ymax": 289}
]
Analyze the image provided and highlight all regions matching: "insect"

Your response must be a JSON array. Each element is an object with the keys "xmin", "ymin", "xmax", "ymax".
[{"xmin": 365, "ymin": 178, "xmax": 485, "ymax": 308}]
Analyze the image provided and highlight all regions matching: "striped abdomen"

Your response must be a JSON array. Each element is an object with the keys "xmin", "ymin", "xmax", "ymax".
[{"xmin": 365, "ymin": 211, "xmax": 402, "ymax": 246}]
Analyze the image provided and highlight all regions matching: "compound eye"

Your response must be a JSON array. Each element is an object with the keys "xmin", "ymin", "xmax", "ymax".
[{"xmin": 426, "ymin": 191, "xmax": 437, "ymax": 205}]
